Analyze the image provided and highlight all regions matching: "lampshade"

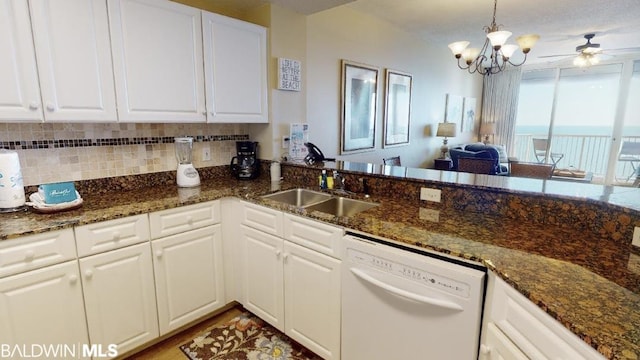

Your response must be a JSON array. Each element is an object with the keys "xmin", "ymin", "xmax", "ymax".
[
  {"xmin": 515, "ymin": 34, "xmax": 540, "ymax": 53},
  {"xmin": 436, "ymin": 122, "xmax": 457, "ymax": 138},
  {"xmin": 480, "ymin": 122, "xmax": 496, "ymax": 135},
  {"xmin": 500, "ymin": 44, "xmax": 519, "ymax": 58},
  {"xmin": 448, "ymin": 41, "xmax": 470, "ymax": 56},
  {"xmin": 487, "ymin": 30, "xmax": 512, "ymax": 48}
]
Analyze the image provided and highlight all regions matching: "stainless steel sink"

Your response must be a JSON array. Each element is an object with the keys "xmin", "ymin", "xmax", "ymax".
[
  {"xmin": 304, "ymin": 196, "xmax": 378, "ymax": 217},
  {"xmin": 262, "ymin": 188, "xmax": 332, "ymax": 207}
]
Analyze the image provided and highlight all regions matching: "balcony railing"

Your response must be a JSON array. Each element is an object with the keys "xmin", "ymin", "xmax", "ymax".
[{"xmin": 513, "ymin": 134, "xmax": 640, "ymax": 184}]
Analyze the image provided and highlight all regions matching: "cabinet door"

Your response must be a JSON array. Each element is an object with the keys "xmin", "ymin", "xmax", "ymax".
[
  {"xmin": 480, "ymin": 323, "xmax": 528, "ymax": 360},
  {"xmin": 152, "ymin": 225, "xmax": 225, "ymax": 335},
  {"xmin": 202, "ymin": 12, "xmax": 268, "ymax": 123},
  {"xmin": 241, "ymin": 225, "xmax": 284, "ymax": 331},
  {"xmin": 0, "ymin": 261, "xmax": 89, "ymax": 349},
  {"xmin": 29, "ymin": 0, "xmax": 117, "ymax": 122},
  {"xmin": 0, "ymin": 0, "xmax": 43, "ymax": 121},
  {"xmin": 108, "ymin": 0, "xmax": 206, "ymax": 122},
  {"xmin": 284, "ymin": 241, "xmax": 341, "ymax": 360},
  {"xmin": 79, "ymin": 243, "xmax": 158, "ymax": 355}
]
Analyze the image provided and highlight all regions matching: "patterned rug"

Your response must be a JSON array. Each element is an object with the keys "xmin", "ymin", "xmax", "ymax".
[{"xmin": 179, "ymin": 312, "xmax": 323, "ymax": 360}]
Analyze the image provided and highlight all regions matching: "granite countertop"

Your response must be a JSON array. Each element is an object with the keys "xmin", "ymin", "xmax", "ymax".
[{"xmin": 1, "ymin": 176, "xmax": 638, "ymax": 359}]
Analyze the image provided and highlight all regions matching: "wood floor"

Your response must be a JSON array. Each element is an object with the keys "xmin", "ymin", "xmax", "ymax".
[{"xmin": 124, "ymin": 306, "xmax": 244, "ymax": 360}]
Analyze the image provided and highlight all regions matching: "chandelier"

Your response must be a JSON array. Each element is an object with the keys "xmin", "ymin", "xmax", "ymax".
[{"xmin": 447, "ymin": 0, "xmax": 539, "ymax": 76}]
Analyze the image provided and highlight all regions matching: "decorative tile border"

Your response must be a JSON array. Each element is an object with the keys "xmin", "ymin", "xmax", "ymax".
[{"xmin": 0, "ymin": 134, "xmax": 250, "ymax": 150}]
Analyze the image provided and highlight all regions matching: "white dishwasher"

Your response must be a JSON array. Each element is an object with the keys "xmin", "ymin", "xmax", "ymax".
[{"xmin": 342, "ymin": 233, "xmax": 486, "ymax": 360}]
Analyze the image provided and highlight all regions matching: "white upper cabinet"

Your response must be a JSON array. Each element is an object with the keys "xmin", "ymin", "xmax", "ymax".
[
  {"xmin": 202, "ymin": 12, "xmax": 268, "ymax": 123},
  {"xmin": 0, "ymin": 0, "xmax": 43, "ymax": 121},
  {"xmin": 29, "ymin": 0, "xmax": 117, "ymax": 122},
  {"xmin": 108, "ymin": 0, "xmax": 206, "ymax": 122}
]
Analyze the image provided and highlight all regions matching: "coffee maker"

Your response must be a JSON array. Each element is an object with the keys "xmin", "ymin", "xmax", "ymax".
[{"xmin": 230, "ymin": 141, "xmax": 259, "ymax": 180}]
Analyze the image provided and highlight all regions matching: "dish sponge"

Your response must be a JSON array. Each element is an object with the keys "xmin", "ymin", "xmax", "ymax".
[{"xmin": 38, "ymin": 182, "xmax": 78, "ymax": 204}]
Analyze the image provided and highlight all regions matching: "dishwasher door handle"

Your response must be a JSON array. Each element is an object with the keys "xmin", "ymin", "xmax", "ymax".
[{"xmin": 350, "ymin": 267, "xmax": 464, "ymax": 311}]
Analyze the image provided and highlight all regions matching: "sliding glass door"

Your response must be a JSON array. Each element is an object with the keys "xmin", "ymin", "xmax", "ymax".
[
  {"xmin": 514, "ymin": 59, "xmax": 639, "ymax": 185},
  {"xmin": 552, "ymin": 64, "xmax": 621, "ymax": 177},
  {"xmin": 617, "ymin": 61, "xmax": 640, "ymax": 183}
]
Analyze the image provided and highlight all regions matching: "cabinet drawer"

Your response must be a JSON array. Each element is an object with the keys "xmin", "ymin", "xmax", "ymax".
[
  {"xmin": 150, "ymin": 201, "xmax": 220, "ymax": 239},
  {"xmin": 0, "ymin": 229, "xmax": 76, "ymax": 277},
  {"xmin": 240, "ymin": 201, "xmax": 283, "ymax": 237},
  {"xmin": 284, "ymin": 214, "xmax": 343, "ymax": 259},
  {"xmin": 75, "ymin": 214, "xmax": 150, "ymax": 256}
]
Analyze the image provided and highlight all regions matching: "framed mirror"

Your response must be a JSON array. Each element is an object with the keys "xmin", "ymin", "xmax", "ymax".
[
  {"xmin": 340, "ymin": 60, "xmax": 378, "ymax": 154},
  {"xmin": 383, "ymin": 69, "xmax": 412, "ymax": 147}
]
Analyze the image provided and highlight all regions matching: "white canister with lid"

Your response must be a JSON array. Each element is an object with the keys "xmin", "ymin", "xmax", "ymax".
[
  {"xmin": 0, "ymin": 149, "xmax": 26, "ymax": 209},
  {"xmin": 270, "ymin": 161, "xmax": 281, "ymax": 182}
]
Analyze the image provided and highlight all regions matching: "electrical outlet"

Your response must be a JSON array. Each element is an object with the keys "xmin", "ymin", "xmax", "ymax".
[
  {"xmin": 282, "ymin": 136, "xmax": 290, "ymax": 149},
  {"xmin": 419, "ymin": 208, "xmax": 440, "ymax": 222},
  {"xmin": 633, "ymin": 227, "xmax": 640, "ymax": 248},
  {"xmin": 202, "ymin": 146, "xmax": 211, "ymax": 161},
  {"xmin": 420, "ymin": 187, "xmax": 441, "ymax": 203}
]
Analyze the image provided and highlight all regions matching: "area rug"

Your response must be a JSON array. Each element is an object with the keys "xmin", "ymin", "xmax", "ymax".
[{"xmin": 180, "ymin": 312, "xmax": 323, "ymax": 360}]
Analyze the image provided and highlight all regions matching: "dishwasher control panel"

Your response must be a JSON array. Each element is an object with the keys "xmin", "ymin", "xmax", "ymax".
[{"xmin": 347, "ymin": 248, "xmax": 471, "ymax": 298}]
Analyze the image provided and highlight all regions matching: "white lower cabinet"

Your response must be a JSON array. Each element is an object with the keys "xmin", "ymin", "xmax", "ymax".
[
  {"xmin": 283, "ymin": 241, "xmax": 341, "ymax": 360},
  {"xmin": 239, "ymin": 201, "xmax": 342, "ymax": 360},
  {"xmin": 79, "ymin": 242, "xmax": 158, "ymax": 356},
  {"xmin": 152, "ymin": 224, "xmax": 225, "ymax": 334},
  {"xmin": 480, "ymin": 323, "xmax": 528, "ymax": 360},
  {"xmin": 481, "ymin": 272, "xmax": 605, "ymax": 360},
  {"xmin": 0, "ymin": 260, "xmax": 89, "ymax": 354},
  {"xmin": 242, "ymin": 225, "xmax": 284, "ymax": 330}
]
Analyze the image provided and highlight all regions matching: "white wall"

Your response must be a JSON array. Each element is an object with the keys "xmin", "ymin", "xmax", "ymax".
[
  {"xmin": 305, "ymin": 5, "xmax": 483, "ymax": 168},
  {"xmin": 248, "ymin": 5, "xmax": 308, "ymax": 162}
]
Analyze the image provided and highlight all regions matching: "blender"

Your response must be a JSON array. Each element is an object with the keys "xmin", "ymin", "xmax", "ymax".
[{"xmin": 175, "ymin": 137, "xmax": 200, "ymax": 187}]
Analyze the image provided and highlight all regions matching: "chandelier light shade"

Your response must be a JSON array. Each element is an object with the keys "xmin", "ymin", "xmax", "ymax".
[{"xmin": 448, "ymin": 0, "xmax": 539, "ymax": 76}]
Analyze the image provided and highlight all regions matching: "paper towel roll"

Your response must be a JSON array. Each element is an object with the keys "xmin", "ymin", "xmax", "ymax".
[{"xmin": 0, "ymin": 150, "xmax": 26, "ymax": 209}]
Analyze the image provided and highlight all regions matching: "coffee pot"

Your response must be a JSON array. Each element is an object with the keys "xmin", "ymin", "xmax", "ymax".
[{"xmin": 230, "ymin": 141, "xmax": 259, "ymax": 180}]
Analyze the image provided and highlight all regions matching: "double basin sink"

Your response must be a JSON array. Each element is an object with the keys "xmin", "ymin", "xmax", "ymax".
[{"xmin": 262, "ymin": 188, "xmax": 378, "ymax": 217}]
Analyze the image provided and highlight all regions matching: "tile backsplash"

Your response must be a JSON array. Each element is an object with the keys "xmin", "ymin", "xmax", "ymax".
[{"xmin": 0, "ymin": 123, "xmax": 248, "ymax": 186}]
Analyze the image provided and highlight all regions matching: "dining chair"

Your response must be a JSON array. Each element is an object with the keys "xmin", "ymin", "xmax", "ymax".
[
  {"xmin": 383, "ymin": 156, "xmax": 401, "ymax": 166},
  {"xmin": 532, "ymin": 138, "xmax": 564, "ymax": 166},
  {"xmin": 510, "ymin": 161, "xmax": 555, "ymax": 179},
  {"xmin": 618, "ymin": 141, "xmax": 640, "ymax": 181}
]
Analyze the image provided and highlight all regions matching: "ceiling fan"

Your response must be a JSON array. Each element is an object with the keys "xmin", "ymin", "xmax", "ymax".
[{"xmin": 539, "ymin": 33, "xmax": 640, "ymax": 67}]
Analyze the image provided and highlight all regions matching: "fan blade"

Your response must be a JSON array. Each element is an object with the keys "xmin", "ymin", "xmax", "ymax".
[
  {"xmin": 538, "ymin": 54, "xmax": 575, "ymax": 58},
  {"xmin": 603, "ymin": 47, "xmax": 640, "ymax": 53}
]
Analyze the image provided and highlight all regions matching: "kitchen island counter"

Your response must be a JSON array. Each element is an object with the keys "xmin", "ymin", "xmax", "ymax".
[{"xmin": 1, "ymin": 170, "xmax": 639, "ymax": 359}]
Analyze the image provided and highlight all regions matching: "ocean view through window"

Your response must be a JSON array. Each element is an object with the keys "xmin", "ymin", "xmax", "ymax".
[{"xmin": 514, "ymin": 59, "xmax": 640, "ymax": 185}]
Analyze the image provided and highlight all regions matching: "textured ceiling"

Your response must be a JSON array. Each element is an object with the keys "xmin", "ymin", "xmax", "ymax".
[{"xmin": 202, "ymin": 0, "xmax": 640, "ymax": 62}]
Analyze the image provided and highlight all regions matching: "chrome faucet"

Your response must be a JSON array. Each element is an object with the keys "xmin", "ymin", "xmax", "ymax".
[{"xmin": 333, "ymin": 171, "xmax": 346, "ymax": 191}]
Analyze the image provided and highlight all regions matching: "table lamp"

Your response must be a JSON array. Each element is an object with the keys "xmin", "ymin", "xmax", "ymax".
[
  {"xmin": 480, "ymin": 122, "xmax": 496, "ymax": 144},
  {"xmin": 436, "ymin": 122, "xmax": 457, "ymax": 158}
]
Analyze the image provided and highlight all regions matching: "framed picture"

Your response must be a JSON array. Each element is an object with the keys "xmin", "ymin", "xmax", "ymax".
[
  {"xmin": 444, "ymin": 93, "xmax": 463, "ymax": 127},
  {"xmin": 383, "ymin": 69, "xmax": 412, "ymax": 147},
  {"xmin": 341, "ymin": 60, "xmax": 379, "ymax": 153},
  {"xmin": 462, "ymin": 97, "xmax": 477, "ymax": 132}
]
